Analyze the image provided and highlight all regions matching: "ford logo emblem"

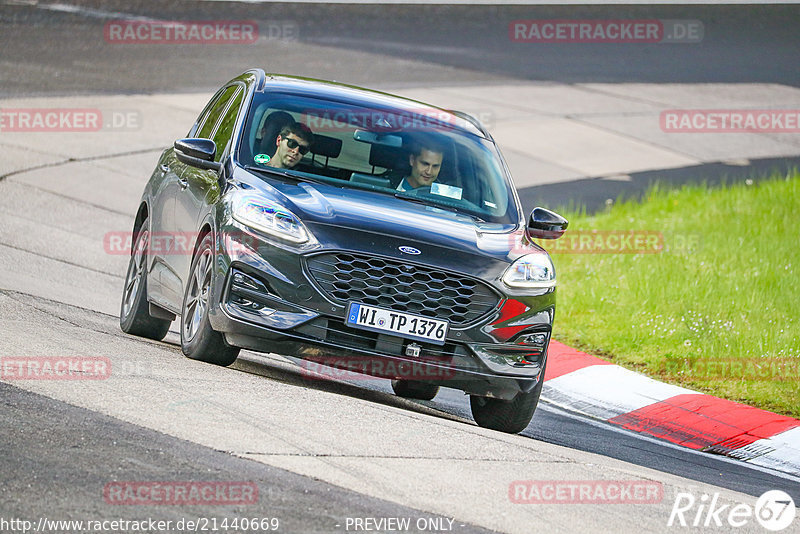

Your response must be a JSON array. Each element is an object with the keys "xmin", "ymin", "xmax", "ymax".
[{"xmin": 398, "ymin": 246, "xmax": 421, "ymax": 255}]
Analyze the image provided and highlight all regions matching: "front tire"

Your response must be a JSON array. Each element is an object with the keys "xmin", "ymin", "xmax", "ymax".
[
  {"xmin": 391, "ymin": 379, "xmax": 439, "ymax": 401},
  {"xmin": 120, "ymin": 218, "xmax": 171, "ymax": 341},
  {"xmin": 180, "ymin": 233, "xmax": 239, "ymax": 366},
  {"xmin": 470, "ymin": 360, "xmax": 546, "ymax": 434}
]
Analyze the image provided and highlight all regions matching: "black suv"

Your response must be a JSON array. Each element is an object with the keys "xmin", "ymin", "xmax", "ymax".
[{"xmin": 120, "ymin": 69, "xmax": 567, "ymax": 433}]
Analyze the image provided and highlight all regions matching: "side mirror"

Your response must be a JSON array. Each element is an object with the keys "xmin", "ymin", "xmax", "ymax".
[
  {"xmin": 526, "ymin": 207, "xmax": 568, "ymax": 240},
  {"xmin": 174, "ymin": 138, "xmax": 221, "ymax": 171}
]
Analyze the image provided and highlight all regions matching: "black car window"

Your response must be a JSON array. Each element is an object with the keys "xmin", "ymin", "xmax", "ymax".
[
  {"xmin": 197, "ymin": 85, "xmax": 237, "ymax": 140},
  {"xmin": 210, "ymin": 87, "xmax": 244, "ymax": 162},
  {"xmin": 188, "ymin": 89, "xmax": 221, "ymax": 137},
  {"xmin": 240, "ymin": 93, "xmax": 519, "ymax": 225}
]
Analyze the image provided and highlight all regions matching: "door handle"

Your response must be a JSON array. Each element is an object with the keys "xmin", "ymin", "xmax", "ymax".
[
  {"xmin": 178, "ymin": 178, "xmax": 189, "ymax": 190},
  {"xmin": 159, "ymin": 164, "xmax": 169, "ymax": 173}
]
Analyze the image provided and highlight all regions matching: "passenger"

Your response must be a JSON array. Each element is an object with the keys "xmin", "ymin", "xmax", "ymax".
[
  {"xmin": 266, "ymin": 122, "xmax": 313, "ymax": 169},
  {"xmin": 256, "ymin": 110, "xmax": 294, "ymax": 152},
  {"xmin": 396, "ymin": 139, "xmax": 444, "ymax": 191}
]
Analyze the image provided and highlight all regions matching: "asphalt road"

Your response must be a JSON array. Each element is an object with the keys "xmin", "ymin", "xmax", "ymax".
[
  {"xmin": 1, "ymin": 377, "xmax": 494, "ymax": 534},
  {"xmin": 1, "ymin": 2, "xmax": 799, "ymax": 533},
  {"xmin": 1, "ymin": 0, "xmax": 798, "ymax": 98},
  {"xmin": 1, "ymin": 289, "xmax": 798, "ymax": 533}
]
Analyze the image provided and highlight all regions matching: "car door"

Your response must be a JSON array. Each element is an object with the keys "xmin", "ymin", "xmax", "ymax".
[
  {"xmin": 145, "ymin": 146, "xmax": 188, "ymax": 310},
  {"xmin": 157, "ymin": 86, "xmax": 239, "ymax": 310},
  {"xmin": 172, "ymin": 84, "xmax": 244, "ymax": 297}
]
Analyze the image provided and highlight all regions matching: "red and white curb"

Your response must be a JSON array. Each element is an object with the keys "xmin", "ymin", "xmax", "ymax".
[{"xmin": 542, "ymin": 341, "xmax": 800, "ymax": 477}]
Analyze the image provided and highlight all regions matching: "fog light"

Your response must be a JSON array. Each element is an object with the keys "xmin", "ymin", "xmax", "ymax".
[
  {"xmin": 228, "ymin": 269, "xmax": 276, "ymax": 316},
  {"xmin": 233, "ymin": 271, "xmax": 261, "ymax": 291},
  {"xmin": 471, "ymin": 343, "xmax": 543, "ymax": 369},
  {"xmin": 518, "ymin": 333, "xmax": 546, "ymax": 346}
]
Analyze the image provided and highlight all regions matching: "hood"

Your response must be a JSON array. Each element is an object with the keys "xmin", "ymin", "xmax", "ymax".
[{"xmin": 264, "ymin": 179, "xmax": 536, "ymax": 261}]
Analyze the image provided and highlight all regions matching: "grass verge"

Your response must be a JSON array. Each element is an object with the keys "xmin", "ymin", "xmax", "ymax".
[{"xmin": 539, "ymin": 172, "xmax": 799, "ymax": 418}]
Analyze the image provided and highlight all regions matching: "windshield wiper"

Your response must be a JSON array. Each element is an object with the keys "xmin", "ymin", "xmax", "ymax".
[
  {"xmin": 394, "ymin": 192, "xmax": 429, "ymax": 204},
  {"xmin": 244, "ymin": 165, "xmax": 325, "ymax": 184},
  {"xmin": 394, "ymin": 192, "xmax": 486, "ymax": 222}
]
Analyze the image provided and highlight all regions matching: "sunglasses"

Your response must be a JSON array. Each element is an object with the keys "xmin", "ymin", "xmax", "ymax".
[{"xmin": 284, "ymin": 137, "xmax": 310, "ymax": 155}]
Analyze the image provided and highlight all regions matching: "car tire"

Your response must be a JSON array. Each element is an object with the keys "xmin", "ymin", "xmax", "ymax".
[
  {"xmin": 391, "ymin": 379, "xmax": 440, "ymax": 401},
  {"xmin": 180, "ymin": 233, "xmax": 239, "ymax": 367},
  {"xmin": 120, "ymin": 218, "xmax": 171, "ymax": 341},
  {"xmin": 470, "ymin": 359, "xmax": 546, "ymax": 434}
]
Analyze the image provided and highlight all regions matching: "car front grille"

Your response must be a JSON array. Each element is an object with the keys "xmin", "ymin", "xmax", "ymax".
[{"xmin": 305, "ymin": 251, "xmax": 500, "ymax": 327}]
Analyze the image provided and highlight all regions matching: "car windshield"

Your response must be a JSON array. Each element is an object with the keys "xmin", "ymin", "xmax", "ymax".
[{"xmin": 239, "ymin": 92, "xmax": 520, "ymax": 224}]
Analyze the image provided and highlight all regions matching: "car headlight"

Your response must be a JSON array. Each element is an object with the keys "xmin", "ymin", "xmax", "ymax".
[
  {"xmin": 501, "ymin": 253, "xmax": 556, "ymax": 288},
  {"xmin": 230, "ymin": 192, "xmax": 309, "ymax": 244}
]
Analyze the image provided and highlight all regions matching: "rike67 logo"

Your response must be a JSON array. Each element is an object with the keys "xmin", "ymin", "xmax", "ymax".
[{"xmin": 668, "ymin": 490, "xmax": 796, "ymax": 531}]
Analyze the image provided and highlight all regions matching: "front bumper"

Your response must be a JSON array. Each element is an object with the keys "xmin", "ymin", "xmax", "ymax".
[{"xmin": 207, "ymin": 221, "xmax": 555, "ymax": 400}]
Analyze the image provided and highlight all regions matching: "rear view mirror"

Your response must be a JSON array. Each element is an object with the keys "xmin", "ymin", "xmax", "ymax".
[
  {"xmin": 353, "ymin": 130, "xmax": 403, "ymax": 147},
  {"xmin": 526, "ymin": 207, "xmax": 568, "ymax": 240}
]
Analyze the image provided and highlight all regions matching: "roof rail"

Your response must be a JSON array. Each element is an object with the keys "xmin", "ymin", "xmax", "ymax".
[
  {"xmin": 450, "ymin": 110, "xmax": 490, "ymax": 138},
  {"xmin": 246, "ymin": 68, "xmax": 267, "ymax": 91}
]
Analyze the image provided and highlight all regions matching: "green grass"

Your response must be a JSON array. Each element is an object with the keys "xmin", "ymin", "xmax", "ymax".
[{"xmin": 539, "ymin": 172, "xmax": 800, "ymax": 418}]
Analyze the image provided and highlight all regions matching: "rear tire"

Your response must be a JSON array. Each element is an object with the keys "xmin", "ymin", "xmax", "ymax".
[
  {"xmin": 470, "ymin": 360, "xmax": 546, "ymax": 434},
  {"xmin": 391, "ymin": 379, "xmax": 439, "ymax": 401},
  {"xmin": 180, "ymin": 233, "xmax": 239, "ymax": 367},
  {"xmin": 119, "ymin": 218, "xmax": 171, "ymax": 341}
]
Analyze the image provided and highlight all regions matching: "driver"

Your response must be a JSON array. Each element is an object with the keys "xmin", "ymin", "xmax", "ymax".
[
  {"xmin": 396, "ymin": 139, "xmax": 444, "ymax": 191},
  {"xmin": 266, "ymin": 122, "xmax": 314, "ymax": 169}
]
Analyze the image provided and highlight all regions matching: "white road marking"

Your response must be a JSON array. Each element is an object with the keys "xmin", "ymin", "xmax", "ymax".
[{"xmin": 543, "ymin": 364, "xmax": 696, "ymax": 420}]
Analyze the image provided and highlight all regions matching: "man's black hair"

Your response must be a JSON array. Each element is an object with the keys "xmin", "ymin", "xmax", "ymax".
[
  {"xmin": 408, "ymin": 133, "xmax": 446, "ymax": 158},
  {"xmin": 278, "ymin": 122, "xmax": 314, "ymax": 144}
]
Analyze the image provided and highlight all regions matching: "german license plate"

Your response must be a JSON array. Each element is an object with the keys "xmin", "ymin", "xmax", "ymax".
[{"xmin": 346, "ymin": 303, "xmax": 449, "ymax": 345}]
